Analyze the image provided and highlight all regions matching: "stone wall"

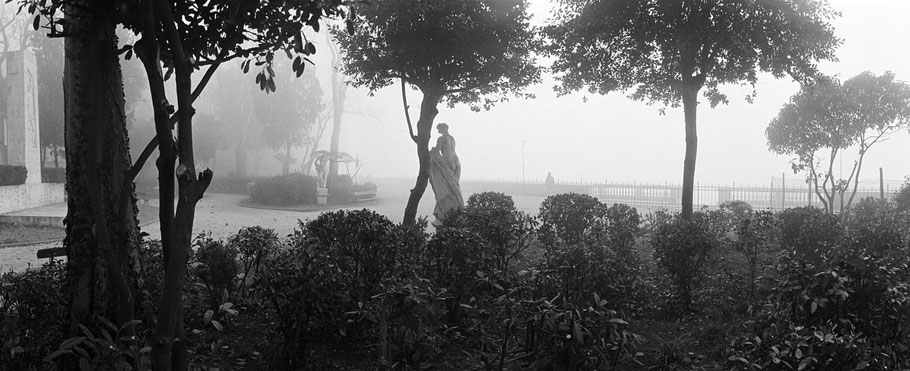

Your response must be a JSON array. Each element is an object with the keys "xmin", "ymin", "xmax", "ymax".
[{"xmin": 0, "ymin": 183, "xmax": 64, "ymax": 214}]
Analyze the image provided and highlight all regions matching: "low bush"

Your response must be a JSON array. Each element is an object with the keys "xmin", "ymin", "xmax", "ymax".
[
  {"xmin": 192, "ymin": 233, "xmax": 239, "ymax": 309},
  {"xmin": 228, "ymin": 226, "xmax": 279, "ymax": 297},
  {"xmin": 0, "ymin": 165, "xmax": 27, "ymax": 186},
  {"xmin": 443, "ymin": 192, "xmax": 538, "ymax": 271},
  {"xmin": 249, "ymin": 173, "xmax": 318, "ymax": 205},
  {"xmin": 777, "ymin": 206, "xmax": 843, "ymax": 263},
  {"xmin": 0, "ymin": 259, "xmax": 68, "ymax": 369},
  {"xmin": 424, "ymin": 228, "xmax": 496, "ymax": 322},
  {"xmin": 538, "ymin": 193, "xmax": 607, "ymax": 247},
  {"xmin": 894, "ymin": 178, "xmax": 910, "ymax": 213},
  {"xmin": 207, "ymin": 175, "xmax": 265, "ymax": 195},
  {"xmin": 41, "ymin": 167, "xmax": 65, "ymax": 183},
  {"xmin": 650, "ymin": 214, "xmax": 715, "ymax": 312},
  {"xmin": 727, "ymin": 242, "xmax": 910, "ymax": 370},
  {"xmin": 328, "ymin": 175, "xmax": 376, "ymax": 204},
  {"xmin": 258, "ymin": 237, "xmax": 350, "ymax": 370}
]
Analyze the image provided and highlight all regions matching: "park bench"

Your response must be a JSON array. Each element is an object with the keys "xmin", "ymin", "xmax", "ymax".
[{"xmin": 37, "ymin": 247, "xmax": 66, "ymax": 259}]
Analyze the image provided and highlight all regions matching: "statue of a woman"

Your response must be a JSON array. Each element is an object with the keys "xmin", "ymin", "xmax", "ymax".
[{"xmin": 428, "ymin": 123, "xmax": 464, "ymax": 224}]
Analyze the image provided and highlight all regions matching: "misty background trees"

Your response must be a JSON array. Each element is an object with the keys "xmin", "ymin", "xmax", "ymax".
[{"xmin": 767, "ymin": 71, "xmax": 910, "ymax": 213}]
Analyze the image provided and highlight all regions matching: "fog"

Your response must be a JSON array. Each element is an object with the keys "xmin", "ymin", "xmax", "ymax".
[{"xmin": 89, "ymin": 0, "xmax": 910, "ymax": 189}]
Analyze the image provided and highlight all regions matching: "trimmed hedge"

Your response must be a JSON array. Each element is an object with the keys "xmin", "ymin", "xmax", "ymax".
[
  {"xmin": 250, "ymin": 173, "xmax": 318, "ymax": 205},
  {"xmin": 207, "ymin": 175, "xmax": 265, "ymax": 195},
  {"xmin": 0, "ymin": 165, "xmax": 27, "ymax": 186},
  {"xmin": 41, "ymin": 167, "xmax": 65, "ymax": 183}
]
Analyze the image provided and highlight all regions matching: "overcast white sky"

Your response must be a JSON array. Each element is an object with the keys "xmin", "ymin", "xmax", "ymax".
[
  {"xmin": 176, "ymin": 0, "xmax": 910, "ymax": 189},
  {"xmin": 309, "ymin": 0, "xmax": 908, "ymax": 188}
]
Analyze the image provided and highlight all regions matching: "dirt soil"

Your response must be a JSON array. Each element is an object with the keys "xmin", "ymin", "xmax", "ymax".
[{"xmin": 0, "ymin": 223, "xmax": 65, "ymax": 245}]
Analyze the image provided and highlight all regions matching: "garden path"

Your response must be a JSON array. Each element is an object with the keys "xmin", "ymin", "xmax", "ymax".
[{"xmin": 1, "ymin": 185, "xmax": 544, "ymax": 273}]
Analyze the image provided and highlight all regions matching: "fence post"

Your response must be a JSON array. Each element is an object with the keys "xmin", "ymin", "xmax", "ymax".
[
  {"xmin": 880, "ymin": 167, "xmax": 885, "ymax": 200},
  {"xmin": 781, "ymin": 172, "xmax": 786, "ymax": 209}
]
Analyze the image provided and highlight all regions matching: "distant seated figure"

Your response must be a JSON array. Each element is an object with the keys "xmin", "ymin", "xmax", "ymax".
[
  {"xmin": 314, "ymin": 152, "xmax": 329, "ymax": 188},
  {"xmin": 428, "ymin": 123, "xmax": 463, "ymax": 224}
]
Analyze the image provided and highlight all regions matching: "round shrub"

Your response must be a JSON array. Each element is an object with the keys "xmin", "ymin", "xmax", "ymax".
[
  {"xmin": 303, "ymin": 209, "xmax": 427, "ymax": 303},
  {"xmin": 777, "ymin": 206, "xmax": 843, "ymax": 263},
  {"xmin": 228, "ymin": 226, "xmax": 280, "ymax": 295},
  {"xmin": 444, "ymin": 192, "xmax": 538, "ymax": 271},
  {"xmin": 424, "ymin": 227, "xmax": 495, "ymax": 322},
  {"xmin": 466, "ymin": 191, "xmax": 515, "ymax": 210},
  {"xmin": 650, "ymin": 216, "xmax": 715, "ymax": 312},
  {"xmin": 192, "ymin": 234, "xmax": 239, "ymax": 308},
  {"xmin": 250, "ymin": 173, "xmax": 318, "ymax": 205},
  {"xmin": 538, "ymin": 193, "xmax": 607, "ymax": 247}
]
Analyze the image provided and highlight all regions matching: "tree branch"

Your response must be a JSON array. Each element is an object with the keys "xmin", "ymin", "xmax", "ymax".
[{"xmin": 401, "ymin": 78, "xmax": 416, "ymax": 143}]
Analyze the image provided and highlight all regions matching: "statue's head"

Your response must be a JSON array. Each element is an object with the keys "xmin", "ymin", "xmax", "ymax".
[{"xmin": 436, "ymin": 123, "xmax": 449, "ymax": 134}]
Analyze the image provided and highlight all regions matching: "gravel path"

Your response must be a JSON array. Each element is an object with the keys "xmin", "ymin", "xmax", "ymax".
[{"xmin": 0, "ymin": 184, "xmax": 545, "ymax": 273}]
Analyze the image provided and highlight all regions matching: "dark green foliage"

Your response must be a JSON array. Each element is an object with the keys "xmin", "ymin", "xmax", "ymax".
[
  {"xmin": 777, "ymin": 206, "xmax": 844, "ymax": 263},
  {"xmin": 720, "ymin": 200, "xmax": 754, "ymax": 222},
  {"xmin": 536, "ymin": 203, "xmax": 642, "ymax": 310},
  {"xmin": 258, "ymin": 235, "xmax": 350, "ymax": 370},
  {"xmin": 192, "ymin": 233, "xmax": 239, "ymax": 309},
  {"xmin": 538, "ymin": 193, "xmax": 607, "ymax": 246},
  {"xmin": 44, "ymin": 317, "xmax": 149, "ymax": 370},
  {"xmin": 228, "ymin": 226, "xmax": 279, "ymax": 297},
  {"xmin": 651, "ymin": 215, "xmax": 715, "ymax": 312},
  {"xmin": 41, "ymin": 167, "xmax": 66, "ymax": 183},
  {"xmin": 249, "ymin": 173, "xmax": 318, "ymax": 205},
  {"xmin": 727, "ymin": 236, "xmax": 910, "ymax": 370},
  {"xmin": 444, "ymin": 192, "xmax": 538, "ymax": 271},
  {"xmin": 0, "ymin": 260, "xmax": 68, "ymax": 369},
  {"xmin": 731, "ymin": 210, "xmax": 778, "ymax": 306},
  {"xmin": 894, "ymin": 179, "xmax": 910, "ymax": 213},
  {"xmin": 842, "ymin": 197, "xmax": 907, "ymax": 255},
  {"xmin": 304, "ymin": 209, "xmax": 426, "ymax": 304},
  {"xmin": 424, "ymin": 228, "xmax": 495, "ymax": 320},
  {"xmin": 207, "ymin": 175, "xmax": 265, "ymax": 195},
  {"xmin": 0, "ymin": 165, "xmax": 28, "ymax": 186}
]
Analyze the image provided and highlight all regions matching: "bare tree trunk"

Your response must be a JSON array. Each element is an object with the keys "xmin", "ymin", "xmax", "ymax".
[
  {"xmin": 327, "ymin": 32, "xmax": 347, "ymax": 186},
  {"xmin": 63, "ymin": 0, "xmax": 141, "ymax": 334},
  {"xmin": 680, "ymin": 82, "xmax": 699, "ymax": 220},
  {"xmin": 402, "ymin": 92, "xmax": 440, "ymax": 225}
]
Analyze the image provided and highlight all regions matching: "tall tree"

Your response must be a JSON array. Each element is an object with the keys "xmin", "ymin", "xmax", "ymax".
[
  {"xmin": 23, "ymin": 0, "xmax": 348, "ymax": 369},
  {"xmin": 256, "ymin": 66, "xmax": 325, "ymax": 176},
  {"xmin": 545, "ymin": 0, "xmax": 840, "ymax": 219},
  {"xmin": 336, "ymin": 0, "xmax": 541, "ymax": 224},
  {"xmin": 767, "ymin": 72, "xmax": 910, "ymax": 214}
]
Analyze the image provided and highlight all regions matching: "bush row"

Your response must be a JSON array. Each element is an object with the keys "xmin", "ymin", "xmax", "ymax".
[
  {"xmin": 41, "ymin": 167, "xmax": 65, "ymax": 183},
  {"xmin": 250, "ymin": 173, "xmax": 376, "ymax": 206},
  {"xmin": 0, "ymin": 165, "xmax": 27, "ymax": 185}
]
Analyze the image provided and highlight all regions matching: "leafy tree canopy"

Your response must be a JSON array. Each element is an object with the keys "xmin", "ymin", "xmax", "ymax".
[
  {"xmin": 545, "ymin": 0, "xmax": 841, "ymax": 106},
  {"xmin": 336, "ymin": 0, "xmax": 541, "ymax": 109}
]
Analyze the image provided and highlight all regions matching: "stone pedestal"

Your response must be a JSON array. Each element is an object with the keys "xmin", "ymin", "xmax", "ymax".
[
  {"xmin": 1, "ymin": 50, "xmax": 41, "ymax": 184},
  {"xmin": 316, "ymin": 187, "xmax": 329, "ymax": 205}
]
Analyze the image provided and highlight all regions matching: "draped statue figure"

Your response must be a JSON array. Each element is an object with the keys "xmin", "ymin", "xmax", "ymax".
[{"xmin": 428, "ymin": 123, "xmax": 463, "ymax": 224}]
